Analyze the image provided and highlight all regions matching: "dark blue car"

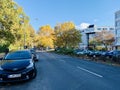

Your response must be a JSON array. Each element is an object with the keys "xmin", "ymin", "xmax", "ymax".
[{"xmin": 0, "ymin": 50, "xmax": 37, "ymax": 83}]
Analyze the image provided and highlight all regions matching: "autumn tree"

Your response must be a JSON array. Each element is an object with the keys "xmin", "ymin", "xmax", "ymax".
[
  {"xmin": 24, "ymin": 24, "xmax": 36, "ymax": 48},
  {"xmin": 37, "ymin": 25, "xmax": 54, "ymax": 48},
  {"xmin": 54, "ymin": 22, "xmax": 81, "ymax": 48},
  {"xmin": 90, "ymin": 30, "xmax": 115, "ymax": 50},
  {"xmin": 0, "ymin": 0, "xmax": 31, "ymax": 50}
]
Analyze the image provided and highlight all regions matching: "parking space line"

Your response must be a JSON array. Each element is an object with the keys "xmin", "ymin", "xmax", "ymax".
[{"xmin": 77, "ymin": 66, "xmax": 103, "ymax": 78}]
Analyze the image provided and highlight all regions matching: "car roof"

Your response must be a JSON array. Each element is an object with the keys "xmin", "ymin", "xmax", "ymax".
[{"xmin": 7, "ymin": 50, "xmax": 31, "ymax": 55}]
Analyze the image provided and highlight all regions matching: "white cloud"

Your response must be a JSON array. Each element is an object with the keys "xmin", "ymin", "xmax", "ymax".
[{"xmin": 76, "ymin": 23, "xmax": 90, "ymax": 30}]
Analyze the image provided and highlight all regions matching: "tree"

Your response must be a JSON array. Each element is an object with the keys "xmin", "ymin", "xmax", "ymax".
[
  {"xmin": 37, "ymin": 25, "xmax": 54, "ymax": 48},
  {"xmin": 0, "ymin": 0, "xmax": 30, "ymax": 50},
  {"xmin": 24, "ymin": 24, "xmax": 36, "ymax": 48},
  {"xmin": 0, "ymin": 0, "xmax": 29, "ymax": 48},
  {"xmin": 54, "ymin": 22, "xmax": 81, "ymax": 48},
  {"xmin": 90, "ymin": 30, "xmax": 115, "ymax": 50}
]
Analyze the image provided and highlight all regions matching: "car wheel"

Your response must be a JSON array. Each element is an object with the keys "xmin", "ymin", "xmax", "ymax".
[{"xmin": 32, "ymin": 68, "xmax": 37, "ymax": 79}]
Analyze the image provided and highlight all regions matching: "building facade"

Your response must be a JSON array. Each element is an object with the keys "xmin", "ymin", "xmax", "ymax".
[
  {"xmin": 79, "ymin": 25, "xmax": 115, "ymax": 49},
  {"xmin": 115, "ymin": 10, "xmax": 120, "ymax": 49}
]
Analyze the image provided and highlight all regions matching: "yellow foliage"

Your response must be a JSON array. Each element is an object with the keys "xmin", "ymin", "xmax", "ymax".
[
  {"xmin": 37, "ymin": 25, "xmax": 54, "ymax": 48},
  {"xmin": 54, "ymin": 21, "xmax": 81, "ymax": 48}
]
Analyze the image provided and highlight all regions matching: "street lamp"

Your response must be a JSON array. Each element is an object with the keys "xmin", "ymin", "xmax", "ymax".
[
  {"xmin": 20, "ymin": 19, "xmax": 26, "ymax": 49},
  {"xmin": 23, "ymin": 25, "xmax": 26, "ymax": 49}
]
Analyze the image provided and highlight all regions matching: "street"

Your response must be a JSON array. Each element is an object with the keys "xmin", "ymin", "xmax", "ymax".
[{"xmin": 0, "ymin": 51, "xmax": 120, "ymax": 90}]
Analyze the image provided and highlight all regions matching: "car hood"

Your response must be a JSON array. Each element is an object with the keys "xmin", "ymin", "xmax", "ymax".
[{"xmin": 0, "ymin": 59, "xmax": 31, "ymax": 72}]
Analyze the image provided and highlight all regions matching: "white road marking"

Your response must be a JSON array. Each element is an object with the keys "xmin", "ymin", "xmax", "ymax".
[
  {"xmin": 59, "ymin": 60, "xmax": 66, "ymax": 63},
  {"xmin": 77, "ymin": 66, "xmax": 103, "ymax": 78}
]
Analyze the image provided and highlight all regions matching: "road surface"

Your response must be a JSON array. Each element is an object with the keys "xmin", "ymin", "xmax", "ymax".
[{"xmin": 0, "ymin": 51, "xmax": 120, "ymax": 90}]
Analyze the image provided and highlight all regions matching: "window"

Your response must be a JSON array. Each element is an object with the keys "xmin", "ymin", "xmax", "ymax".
[
  {"xmin": 115, "ymin": 12, "xmax": 120, "ymax": 19},
  {"xmin": 5, "ymin": 51, "xmax": 31, "ymax": 60},
  {"xmin": 97, "ymin": 28, "xmax": 101, "ymax": 30},
  {"xmin": 115, "ymin": 21, "xmax": 120, "ymax": 27},
  {"xmin": 110, "ymin": 28, "xmax": 114, "ymax": 30},
  {"xmin": 103, "ymin": 28, "xmax": 107, "ymax": 30}
]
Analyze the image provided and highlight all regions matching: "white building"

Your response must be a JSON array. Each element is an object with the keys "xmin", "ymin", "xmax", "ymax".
[
  {"xmin": 115, "ymin": 10, "xmax": 120, "ymax": 49},
  {"xmin": 79, "ymin": 25, "xmax": 115, "ymax": 49}
]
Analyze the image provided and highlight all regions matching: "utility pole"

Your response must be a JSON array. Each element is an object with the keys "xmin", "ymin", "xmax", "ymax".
[
  {"xmin": 24, "ymin": 25, "xmax": 26, "ymax": 49},
  {"xmin": 21, "ymin": 18, "xmax": 26, "ymax": 49}
]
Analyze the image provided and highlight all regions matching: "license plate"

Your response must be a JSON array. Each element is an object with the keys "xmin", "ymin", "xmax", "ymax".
[{"xmin": 8, "ymin": 74, "xmax": 21, "ymax": 78}]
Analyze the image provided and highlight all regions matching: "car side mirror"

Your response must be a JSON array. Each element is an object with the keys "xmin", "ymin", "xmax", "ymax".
[
  {"xmin": 33, "ymin": 56, "xmax": 38, "ymax": 62},
  {"xmin": 34, "ymin": 59, "xmax": 39, "ymax": 62}
]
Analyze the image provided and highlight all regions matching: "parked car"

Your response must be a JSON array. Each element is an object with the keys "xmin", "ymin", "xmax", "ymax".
[
  {"xmin": 0, "ymin": 50, "xmax": 37, "ymax": 83},
  {"xmin": 94, "ymin": 51, "xmax": 103, "ymax": 57},
  {"xmin": 86, "ymin": 50, "xmax": 95, "ymax": 57},
  {"xmin": 102, "ymin": 51, "xmax": 114, "ymax": 58},
  {"xmin": 111, "ymin": 50, "xmax": 120, "ymax": 62},
  {"xmin": 73, "ymin": 49, "xmax": 84, "ymax": 55}
]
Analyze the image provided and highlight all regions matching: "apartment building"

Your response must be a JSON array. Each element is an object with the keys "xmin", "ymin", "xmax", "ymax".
[
  {"xmin": 115, "ymin": 10, "xmax": 120, "ymax": 49},
  {"xmin": 79, "ymin": 25, "xmax": 115, "ymax": 49}
]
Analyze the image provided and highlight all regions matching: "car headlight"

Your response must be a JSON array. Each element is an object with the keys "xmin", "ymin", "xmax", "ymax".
[
  {"xmin": 0, "ymin": 67, "xmax": 3, "ymax": 70},
  {"xmin": 26, "ymin": 62, "xmax": 34, "ymax": 69}
]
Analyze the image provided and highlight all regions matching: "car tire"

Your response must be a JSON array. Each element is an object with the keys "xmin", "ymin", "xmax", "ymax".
[
  {"xmin": 30, "ymin": 68, "xmax": 37, "ymax": 79},
  {"xmin": 32, "ymin": 68, "xmax": 37, "ymax": 79}
]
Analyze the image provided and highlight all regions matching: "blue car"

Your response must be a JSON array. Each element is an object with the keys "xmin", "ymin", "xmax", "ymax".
[{"xmin": 0, "ymin": 50, "xmax": 37, "ymax": 83}]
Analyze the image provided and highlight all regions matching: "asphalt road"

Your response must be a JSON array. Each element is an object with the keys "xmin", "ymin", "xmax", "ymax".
[{"xmin": 1, "ymin": 51, "xmax": 120, "ymax": 90}]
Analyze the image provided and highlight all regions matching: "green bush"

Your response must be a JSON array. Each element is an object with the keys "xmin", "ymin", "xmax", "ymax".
[{"xmin": 55, "ymin": 48, "xmax": 74, "ymax": 55}]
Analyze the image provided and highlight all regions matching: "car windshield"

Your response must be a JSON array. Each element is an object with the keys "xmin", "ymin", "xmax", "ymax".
[{"xmin": 4, "ymin": 51, "xmax": 32, "ymax": 60}]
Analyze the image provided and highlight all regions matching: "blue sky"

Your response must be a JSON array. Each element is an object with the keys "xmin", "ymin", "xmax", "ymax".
[{"xmin": 14, "ymin": 0, "xmax": 120, "ymax": 31}]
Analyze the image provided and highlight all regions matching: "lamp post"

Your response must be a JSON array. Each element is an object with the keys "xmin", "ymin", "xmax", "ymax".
[
  {"xmin": 23, "ymin": 25, "xmax": 26, "ymax": 49},
  {"xmin": 20, "ymin": 19, "xmax": 26, "ymax": 49},
  {"xmin": 0, "ymin": 22, "xmax": 2, "ymax": 30}
]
